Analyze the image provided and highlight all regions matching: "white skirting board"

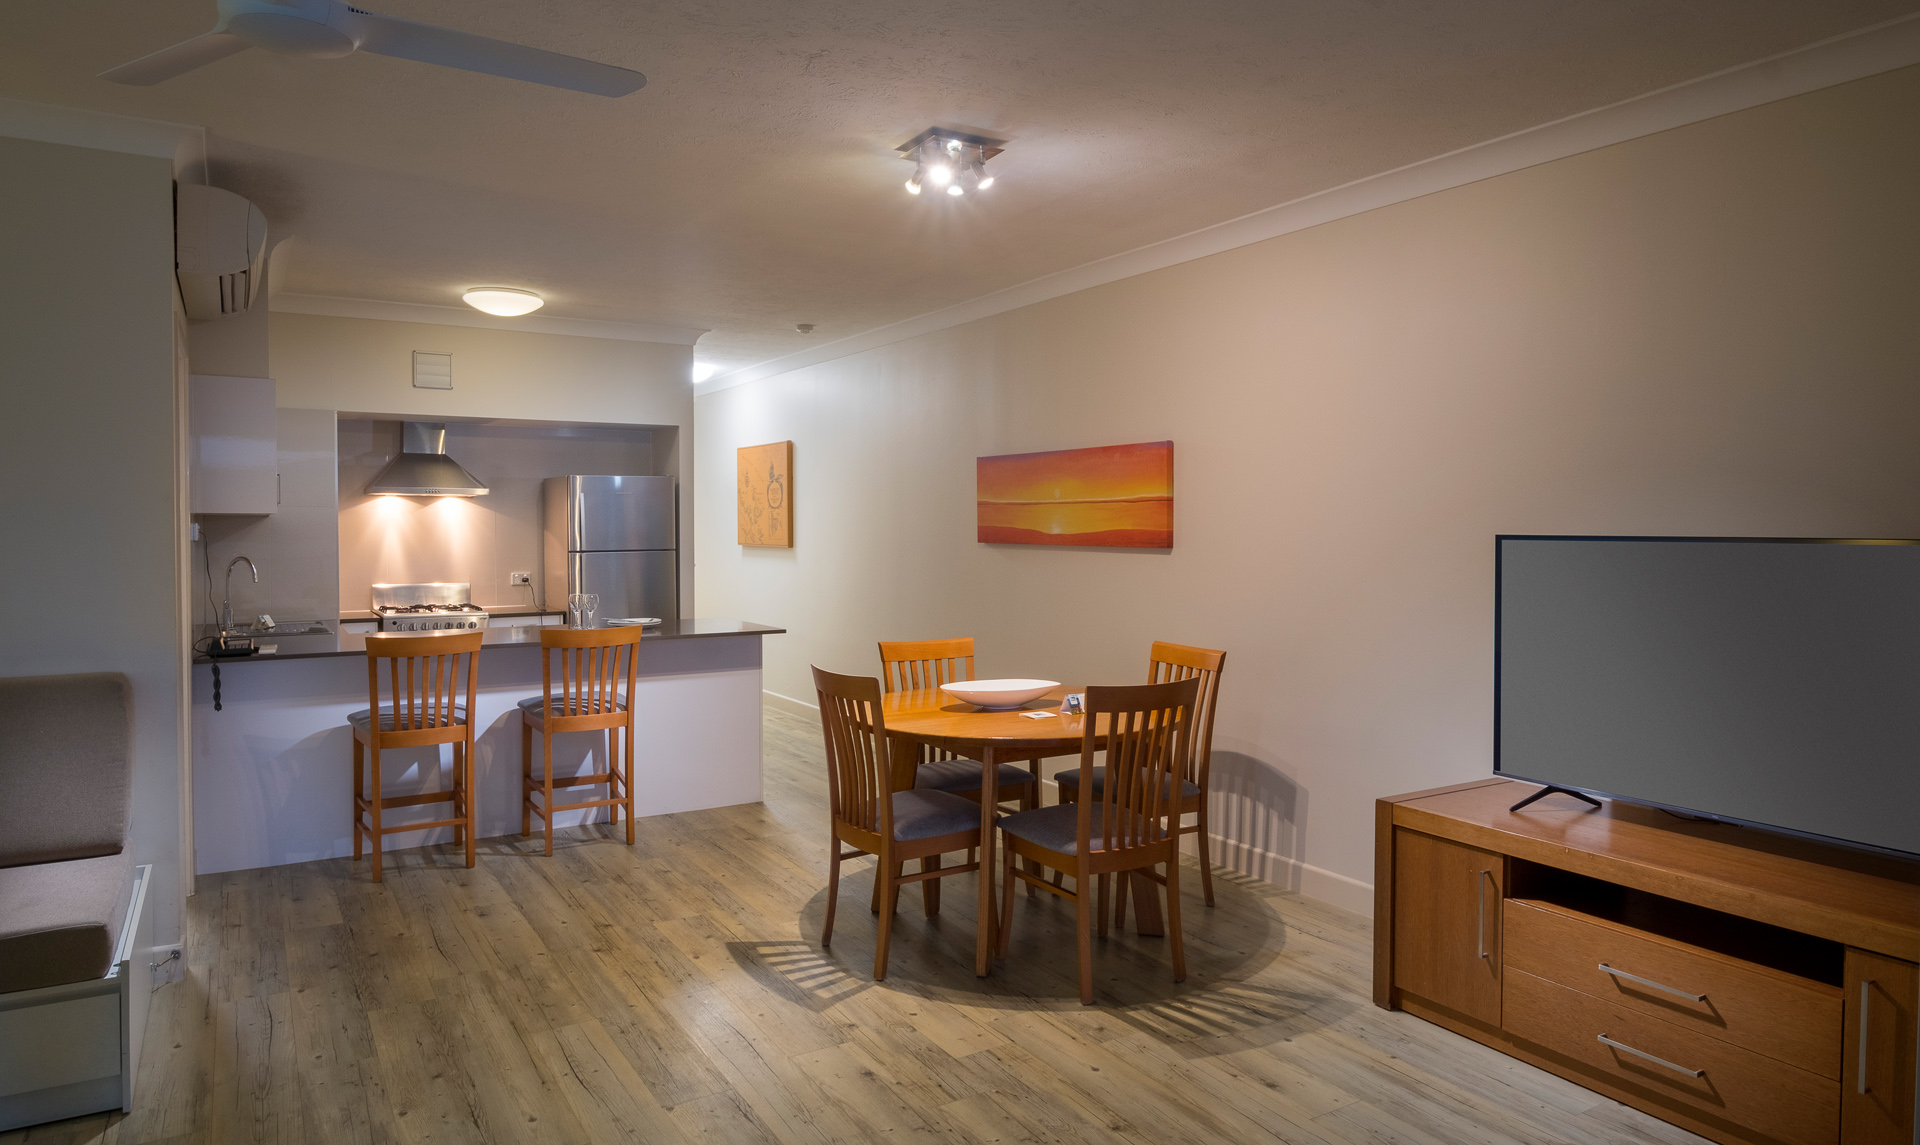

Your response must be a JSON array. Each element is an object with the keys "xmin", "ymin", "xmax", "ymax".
[
  {"xmin": 764, "ymin": 690, "xmax": 1377, "ymax": 918},
  {"xmin": 0, "ymin": 864, "xmax": 153, "ymax": 1132}
]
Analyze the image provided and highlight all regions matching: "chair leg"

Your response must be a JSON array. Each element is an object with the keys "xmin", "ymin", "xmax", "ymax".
[
  {"xmin": 922, "ymin": 854, "xmax": 941, "ymax": 918},
  {"xmin": 520, "ymin": 717, "xmax": 532, "ymax": 837},
  {"xmin": 1115, "ymin": 870, "xmax": 1129, "ymax": 932},
  {"xmin": 1076, "ymin": 864, "xmax": 1095, "ymax": 1005},
  {"xmin": 542, "ymin": 728, "xmax": 556, "ymax": 857},
  {"xmin": 875, "ymin": 858, "xmax": 900, "ymax": 980},
  {"xmin": 1096, "ymin": 874, "xmax": 1110, "ymax": 938},
  {"xmin": 606, "ymin": 728, "xmax": 618, "ymax": 831},
  {"xmin": 623, "ymin": 722, "xmax": 636, "ymax": 845},
  {"xmin": 997, "ymin": 845, "xmax": 1017, "ymax": 957},
  {"xmin": 352, "ymin": 737, "xmax": 364, "ymax": 860},
  {"xmin": 822, "ymin": 836, "xmax": 841, "ymax": 947},
  {"xmin": 452, "ymin": 741, "xmax": 466, "ymax": 849},
  {"xmin": 463, "ymin": 734, "xmax": 476, "ymax": 869},
  {"xmin": 1196, "ymin": 805, "xmax": 1216, "ymax": 907},
  {"xmin": 369, "ymin": 742, "xmax": 384, "ymax": 883},
  {"xmin": 1166, "ymin": 855, "xmax": 1187, "ymax": 983},
  {"xmin": 1050, "ymin": 784, "xmax": 1072, "ymax": 889}
]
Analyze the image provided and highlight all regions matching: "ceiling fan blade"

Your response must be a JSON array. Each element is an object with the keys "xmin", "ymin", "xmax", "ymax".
[
  {"xmin": 99, "ymin": 31, "xmax": 250, "ymax": 85},
  {"xmin": 353, "ymin": 13, "xmax": 645, "ymax": 97}
]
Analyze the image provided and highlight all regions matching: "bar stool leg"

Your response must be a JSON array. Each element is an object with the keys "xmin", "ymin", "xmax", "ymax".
[
  {"xmin": 369, "ymin": 740, "xmax": 384, "ymax": 883},
  {"xmin": 542, "ymin": 725, "xmax": 556, "ymax": 856},
  {"xmin": 623, "ymin": 721, "xmax": 635, "ymax": 845},
  {"xmin": 352, "ymin": 736, "xmax": 364, "ymax": 861},
  {"xmin": 607, "ymin": 728, "xmax": 619, "ymax": 832},
  {"xmin": 463, "ymin": 731, "xmax": 476, "ymax": 869},
  {"xmin": 520, "ymin": 716, "xmax": 533, "ymax": 837},
  {"xmin": 452, "ymin": 741, "xmax": 466, "ymax": 849}
]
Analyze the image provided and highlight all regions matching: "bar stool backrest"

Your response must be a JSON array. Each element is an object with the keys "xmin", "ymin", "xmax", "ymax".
[
  {"xmin": 1079, "ymin": 676, "xmax": 1200, "ymax": 855},
  {"xmin": 877, "ymin": 637, "xmax": 974, "ymax": 693},
  {"xmin": 1147, "ymin": 642, "xmax": 1225, "ymax": 790},
  {"xmin": 537, "ymin": 626, "xmax": 642, "ymax": 724},
  {"xmin": 812, "ymin": 666, "xmax": 894, "ymax": 844},
  {"xmin": 363, "ymin": 631, "xmax": 483, "ymax": 739}
]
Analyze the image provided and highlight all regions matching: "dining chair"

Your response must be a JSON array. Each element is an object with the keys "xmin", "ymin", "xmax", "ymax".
[
  {"xmin": 519, "ymin": 626, "xmax": 642, "ymax": 856},
  {"xmin": 350, "ymin": 630, "xmax": 482, "ymax": 882},
  {"xmin": 814, "ymin": 665, "xmax": 985, "ymax": 981},
  {"xmin": 879, "ymin": 637, "xmax": 1039, "ymax": 811},
  {"xmin": 1055, "ymin": 641, "xmax": 1226, "ymax": 908},
  {"xmin": 997, "ymin": 675, "xmax": 1200, "ymax": 1004}
]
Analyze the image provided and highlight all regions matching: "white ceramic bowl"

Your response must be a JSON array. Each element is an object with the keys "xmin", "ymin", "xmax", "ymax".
[{"xmin": 940, "ymin": 679, "xmax": 1060, "ymax": 710}]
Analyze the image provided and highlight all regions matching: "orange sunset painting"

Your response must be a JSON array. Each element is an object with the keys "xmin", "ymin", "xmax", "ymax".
[{"xmin": 977, "ymin": 441, "xmax": 1173, "ymax": 548}]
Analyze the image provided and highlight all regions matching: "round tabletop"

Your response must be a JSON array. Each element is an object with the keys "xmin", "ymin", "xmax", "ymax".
[{"xmin": 880, "ymin": 685, "xmax": 1095, "ymax": 755}]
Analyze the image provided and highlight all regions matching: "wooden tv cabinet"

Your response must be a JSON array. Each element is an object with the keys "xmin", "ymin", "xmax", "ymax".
[{"xmin": 1376, "ymin": 779, "xmax": 1918, "ymax": 1145}]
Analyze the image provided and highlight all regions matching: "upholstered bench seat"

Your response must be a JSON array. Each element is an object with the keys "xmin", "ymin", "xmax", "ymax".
[{"xmin": 0, "ymin": 851, "xmax": 133, "ymax": 994}]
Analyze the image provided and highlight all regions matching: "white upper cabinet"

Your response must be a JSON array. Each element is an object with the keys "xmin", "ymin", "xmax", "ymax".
[{"xmin": 190, "ymin": 374, "xmax": 276, "ymax": 515}]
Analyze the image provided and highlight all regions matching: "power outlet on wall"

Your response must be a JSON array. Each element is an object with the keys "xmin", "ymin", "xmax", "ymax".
[
  {"xmin": 509, "ymin": 571, "xmax": 532, "ymax": 586},
  {"xmin": 150, "ymin": 945, "xmax": 184, "ymax": 987}
]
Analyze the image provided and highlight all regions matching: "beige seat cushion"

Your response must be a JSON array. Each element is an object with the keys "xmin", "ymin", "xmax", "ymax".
[{"xmin": 0, "ymin": 851, "xmax": 133, "ymax": 993}]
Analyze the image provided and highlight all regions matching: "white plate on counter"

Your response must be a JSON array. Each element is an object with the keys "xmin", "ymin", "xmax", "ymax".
[{"xmin": 605, "ymin": 617, "xmax": 663, "ymax": 627}]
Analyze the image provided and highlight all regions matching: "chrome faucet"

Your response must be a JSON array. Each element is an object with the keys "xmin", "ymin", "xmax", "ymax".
[{"xmin": 222, "ymin": 555, "xmax": 259, "ymax": 632}]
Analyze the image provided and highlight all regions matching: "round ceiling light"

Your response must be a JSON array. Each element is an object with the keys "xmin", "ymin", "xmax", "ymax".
[{"xmin": 461, "ymin": 287, "xmax": 545, "ymax": 317}]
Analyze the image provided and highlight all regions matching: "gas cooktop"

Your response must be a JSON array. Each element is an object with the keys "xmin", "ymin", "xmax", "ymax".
[{"xmin": 370, "ymin": 583, "xmax": 492, "ymax": 631}]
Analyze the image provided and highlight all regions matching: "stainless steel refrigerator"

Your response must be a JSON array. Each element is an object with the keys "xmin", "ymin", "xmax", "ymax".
[{"xmin": 542, "ymin": 475, "xmax": 678, "ymax": 622}]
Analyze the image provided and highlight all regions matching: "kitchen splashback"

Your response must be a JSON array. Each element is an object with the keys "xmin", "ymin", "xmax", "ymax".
[{"xmin": 338, "ymin": 419, "xmax": 664, "ymax": 614}]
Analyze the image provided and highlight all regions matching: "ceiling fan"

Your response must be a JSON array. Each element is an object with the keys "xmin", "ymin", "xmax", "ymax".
[{"xmin": 100, "ymin": 0, "xmax": 645, "ymax": 96}]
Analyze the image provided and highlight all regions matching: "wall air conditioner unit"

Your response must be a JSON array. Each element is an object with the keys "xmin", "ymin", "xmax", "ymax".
[{"xmin": 175, "ymin": 184, "xmax": 268, "ymax": 321}]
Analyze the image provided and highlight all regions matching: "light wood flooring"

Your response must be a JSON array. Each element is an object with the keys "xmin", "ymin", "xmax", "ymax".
[{"xmin": 6, "ymin": 706, "xmax": 1709, "ymax": 1145}]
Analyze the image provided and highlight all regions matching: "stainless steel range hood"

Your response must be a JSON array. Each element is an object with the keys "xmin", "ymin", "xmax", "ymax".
[{"xmin": 365, "ymin": 422, "xmax": 489, "ymax": 496}]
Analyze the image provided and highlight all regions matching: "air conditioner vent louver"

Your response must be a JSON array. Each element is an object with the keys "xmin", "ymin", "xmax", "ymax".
[{"xmin": 176, "ymin": 184, "xmax": 268, "ymax": 321}]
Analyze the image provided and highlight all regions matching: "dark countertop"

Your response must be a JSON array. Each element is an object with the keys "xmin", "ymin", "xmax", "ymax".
[{"xmin": 193, "ymin": 618, "xmax": 785, "ymax": 665}]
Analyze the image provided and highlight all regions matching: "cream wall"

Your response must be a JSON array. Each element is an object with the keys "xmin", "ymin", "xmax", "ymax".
[
  {"xmin": 694, "ymin": 65, "xmax": 1920, "ymax": 914},
  {"xmin": 0, "ymin": 136, "xmax": 187, "ymax": 941},
  {"xmin": 270, "ymin": 312, "xmax": 697, "ymax": 614}
]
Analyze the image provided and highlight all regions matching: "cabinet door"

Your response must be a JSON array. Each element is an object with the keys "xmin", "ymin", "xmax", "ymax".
[
  {"xmin": 1842, "ymin": 949, "xmax": 1916, "ymax": 1145},
  {"xmin": 1392, "ymin": 828, "xmax": 1504, "ymax": 1025},
  {"xmin": 189, "ymin": 374, "xmax": 277, "ymax": 515}
]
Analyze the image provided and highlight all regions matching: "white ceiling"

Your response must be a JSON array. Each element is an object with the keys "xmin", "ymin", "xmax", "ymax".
[{"xmin": 3, "ymin": 1, "xmax": 1913, "ymax": 373}]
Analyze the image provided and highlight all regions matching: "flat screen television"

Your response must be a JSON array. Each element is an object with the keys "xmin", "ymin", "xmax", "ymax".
[{"xmin": 1496, "ymin": 535, "xmax": 1920, "ymax": 857}]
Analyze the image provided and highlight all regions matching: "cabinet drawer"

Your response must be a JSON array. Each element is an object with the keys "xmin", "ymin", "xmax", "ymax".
[
  {"xmin": 1506, "ymin": 899, "xmax": 1841, "ymax": 1079},
  {"xmin": 1505, "ymin": 968, "xmax": 1837, "ymax": 1145}
]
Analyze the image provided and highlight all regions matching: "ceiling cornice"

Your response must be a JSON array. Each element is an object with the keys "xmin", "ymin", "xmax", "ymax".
[
  {"xmin": 271, "ymin": 293, "xmax": 708, "ymax": 346},
  {"xmin": 698, "ymin": 11, "xmax": 1920, "ymax": 397},
  {"xmin": 0, "ymin": 96, "xmax": 207, "ymax": 183}
]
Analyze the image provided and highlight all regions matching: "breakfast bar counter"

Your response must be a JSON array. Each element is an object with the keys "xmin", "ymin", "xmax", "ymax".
[{"xmin": 190, "ymin": 619, "xmax": 785, "ymax": 875}]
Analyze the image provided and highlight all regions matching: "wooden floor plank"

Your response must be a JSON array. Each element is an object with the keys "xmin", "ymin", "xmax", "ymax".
[{"xmin": 7, "ymin": 705, "xmax": 1712, "ymax": 1145}]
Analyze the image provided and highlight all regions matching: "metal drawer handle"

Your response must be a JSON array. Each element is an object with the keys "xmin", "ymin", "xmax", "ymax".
[
  {"xmin": 1476, "ymin": 869, "xmax": 1491, "ymax": 959},
  {"xmin": 1597, "ymin": 1033, "xmax": 1705, "ymax": 1078},
  {"xmin": 1858, "ymin": 979, "xmax": 1874, "ymax": 1095},
  {"xmin": 1598, "ymin": 963, "xmax": 1706, "ymax": 1003}
]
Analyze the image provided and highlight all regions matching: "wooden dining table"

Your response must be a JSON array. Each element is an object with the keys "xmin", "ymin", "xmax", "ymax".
[{"xmin": 880, "ymin": 684, "xmax": 1168, "ymax": 977}]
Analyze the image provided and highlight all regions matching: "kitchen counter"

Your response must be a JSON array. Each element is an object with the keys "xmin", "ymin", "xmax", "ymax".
[
  {"xmin": 191, "ymin": 618, "xmax": 785, "ymax": 876},
  {"xmin": 194, "ymin": 618, "xmax": 784, "ymax": 664}
]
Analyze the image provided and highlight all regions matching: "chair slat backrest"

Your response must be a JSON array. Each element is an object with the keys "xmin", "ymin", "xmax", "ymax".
[
  {"xmin": 813, "ymin": 666, "xmax": 894, "ymax": 840},
  {"xmin": 538, "ymin": 626, "xmax": 643, "ymax": 720},
  {"xmin": 1079, "ymin": 677, "xmax": 1200, "ymax": 855},
  {"xmin": 363, "ymin": 631, "xmax": 483, "ymax": 733},
  {"xmin": 1147, "ymin": 642, "xmax": 1225, "ymax": 788},
  {"xmin": 877, "ymin": 637, "xmax": 975, "ymax": 693}
]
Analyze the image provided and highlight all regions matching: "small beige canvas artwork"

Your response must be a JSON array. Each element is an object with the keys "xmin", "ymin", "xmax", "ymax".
[{"xmin": 737, "ymin": 441, "xmax": 793, "ymax": 547}]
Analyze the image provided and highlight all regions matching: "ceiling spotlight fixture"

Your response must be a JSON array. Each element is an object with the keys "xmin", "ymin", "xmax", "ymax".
[
  {"xmin": 895, "ymin": 128, "xmax": 1004, "ymax": 200},
  {"xmin": 461, "ymin": 287, "xmax": 544, "ymax": 316}
]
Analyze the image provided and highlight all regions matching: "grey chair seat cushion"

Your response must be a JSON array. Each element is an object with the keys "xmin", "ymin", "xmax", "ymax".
[
  {"xmin": 996, "ymin": 803, "xmax": 1167, "ymax": 857},
  {"xmin": 348, "ymin": 705, "xmax": 468, "ymax": 732},
  {"xmin": 879, "ymin": 789, "xmax": 983, "ymax": 842},
  {"xmin": 1053, "ymin": 766, "xmax": 1201, "ymax": 801},
  {"xmin": 914, "ymin": 758, "xmax": 1037, "ymax": 794},
  {"xmin": 517, "ymin": 695, "xmax": 627, "ymax": 722},
  {"xmin": 0, "ymin": 851, "xmax": 132, "ymax": 994}
]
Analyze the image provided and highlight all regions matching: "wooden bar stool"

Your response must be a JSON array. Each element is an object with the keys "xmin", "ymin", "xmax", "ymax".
[
  {"xmin": 519, "ymin": 626, "xmax": 641, "ymax": 855},
  {"xmin": 350, "ymin": 630, "xmax": 482, "ymax": 882}
]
